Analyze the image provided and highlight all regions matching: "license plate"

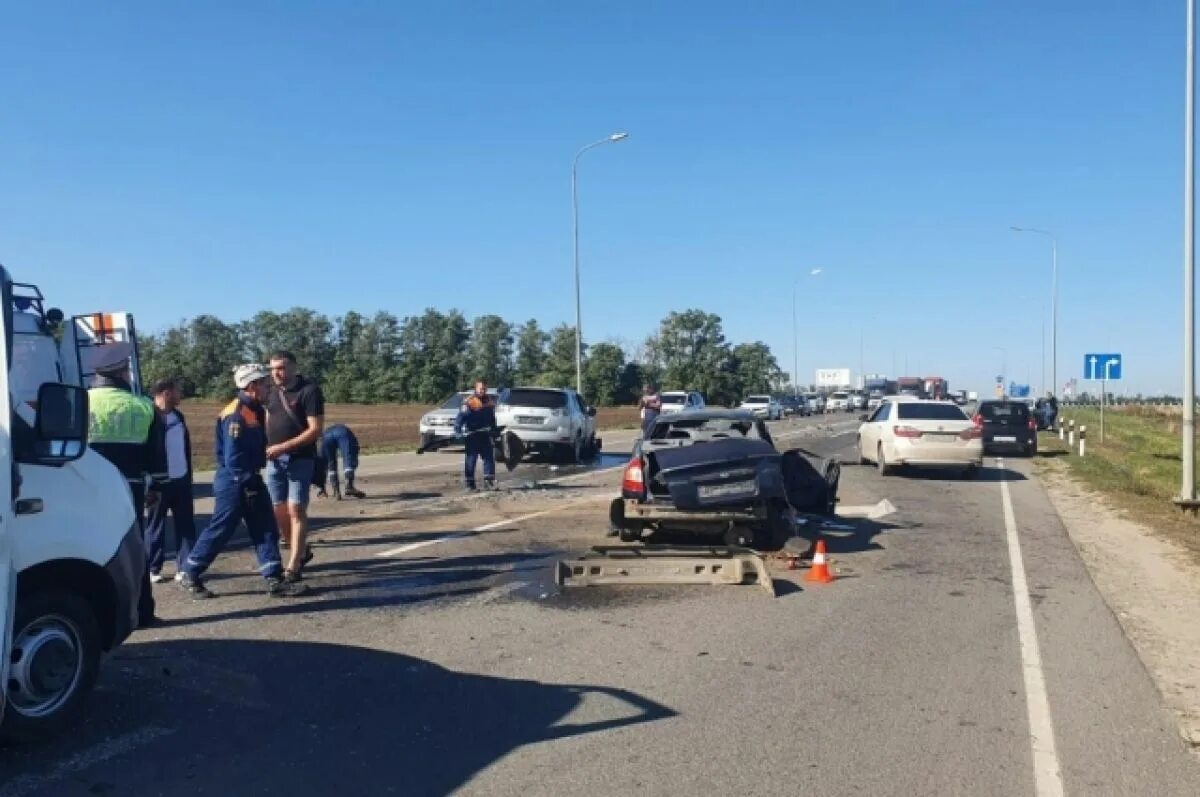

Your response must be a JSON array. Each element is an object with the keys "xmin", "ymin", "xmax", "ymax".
[
  {"xmin": 516, "ymin": 416, "xmax": 544, "ymax": 425},
  {"xmin": 995, "ymin": 435, "xmax": 1016, "ymax": 443},
  {"xmin": 698, "ymin": 480, "xmax": 756, "ymax": 499}
]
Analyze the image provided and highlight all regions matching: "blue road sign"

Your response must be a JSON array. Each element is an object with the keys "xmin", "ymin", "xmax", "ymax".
[{"xmin": 1083, "ymin": 353, "xmax": 1122, "ymax": 381}]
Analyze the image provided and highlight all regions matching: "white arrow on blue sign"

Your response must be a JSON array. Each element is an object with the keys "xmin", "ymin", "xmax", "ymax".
[{"xmin": 1083, "ymin": 353, "xmax": 1122, "ymax": 381}]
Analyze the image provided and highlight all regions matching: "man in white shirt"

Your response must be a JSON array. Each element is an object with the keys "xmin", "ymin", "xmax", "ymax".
[{"xmin": 145, "ymin": 378, "xmax": 197, "ymax": 583}]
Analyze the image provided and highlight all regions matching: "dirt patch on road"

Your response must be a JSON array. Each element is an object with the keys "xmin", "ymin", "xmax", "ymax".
[{"xmin": 1040, "ymin": 459, "xmax": 1200, "ymax": 748}]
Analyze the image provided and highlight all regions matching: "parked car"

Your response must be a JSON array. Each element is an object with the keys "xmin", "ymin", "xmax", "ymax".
[
  {"xmin": 976, "ymin": 399, "xmax": 1038, "ymax": 457},
  {"xmin": 951, "ymin": 390, "xmax": 968, "ymax": 406},
  {"xmin": 826, "ymin": 391, "xmax": 851, "ymax": 413},
  {"xmin": 419, "ymin": 389, "xmax": 500, "ymax": 443},
  {"xmin": 804, "ymin": 392, "xmax": 826, "ymax": 414},
  {"xmin": 848, "ymin": 391, "xmax": 868, "ymax": 411},
  {"xmin": 495, "ymin": 387, "xmax": 597, "ymax": 463},
  {"xmin": 866, "ymin": 391, "xmax": 885, "ymax": 411},
  {"xmin": 739, "ymin": 394, "xmax": 783, "ymax": 420},
  {"xmin": 660, "ymin": 390, "xmax": 705, "ymax": 415},
  {"xmin": 857, "ymin": 399, "xmax": 982, "ymax": 476},
  {"xmin": 612, "ymin": 409, "xmax": 841, "ymax": 550}
]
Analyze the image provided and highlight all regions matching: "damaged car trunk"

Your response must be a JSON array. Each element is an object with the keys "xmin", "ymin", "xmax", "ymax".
[{"xmin": 614, "ymin": 410, "xmax": 839, "ymax": 550}]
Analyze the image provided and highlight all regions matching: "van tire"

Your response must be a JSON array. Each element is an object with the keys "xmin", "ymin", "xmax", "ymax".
[{"xmin": 0, "ymin": 589, "xmax": 102, "ymax": 744}]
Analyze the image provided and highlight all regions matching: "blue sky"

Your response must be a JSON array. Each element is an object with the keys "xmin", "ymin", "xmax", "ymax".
[{"xmin": 0, "ymin": 1, "xmax": 1187, "ymax": 394}]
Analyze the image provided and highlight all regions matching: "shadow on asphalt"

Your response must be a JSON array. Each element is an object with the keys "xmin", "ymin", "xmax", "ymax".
[
  {"xmin": 895, "ymin": 466, "xmax": 1027, "ymax": 482},
  {"xmin": 802, "ymin": 517, "xmax": 902, "ymax": 556},
  {"xmin": 160, "ymin": 551, "xmax": 556, "ymax": 627},
  {"xmin": 1034, "ymin": 450, "xmax": 1069, "ymax": 458},
  {"xmin": 0, "ymin": 640, "xmax": 676, "ymax": 796}
]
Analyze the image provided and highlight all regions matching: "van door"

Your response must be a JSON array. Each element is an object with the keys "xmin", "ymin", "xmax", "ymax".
[
  {"xmin": 60, "ymin": 311, "xmax": 143, "ymax": 394},
  {"xmin": 1, "ymin": 267, "xmax": 17, "ymax": 723}
]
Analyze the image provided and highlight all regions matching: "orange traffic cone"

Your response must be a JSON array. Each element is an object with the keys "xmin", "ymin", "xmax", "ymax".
[{"xmin": 805, "ymin": 539, "xmax": 835, "ymax": 584}]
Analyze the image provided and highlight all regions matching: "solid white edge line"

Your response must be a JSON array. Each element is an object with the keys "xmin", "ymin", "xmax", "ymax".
[{"xmin": 997, "ymin": 457, "xmax": 1065, "ymax": 797}]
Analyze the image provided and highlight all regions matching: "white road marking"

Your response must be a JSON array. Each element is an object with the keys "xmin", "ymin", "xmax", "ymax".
[
  {"xmin": 0, "ymin": 725, "xmax": 174, "ymax": 797},
  {"xmin": 375, "ymin": 498, "xmax": 608, "ymax": 556},
  {"xmin": 997, "ymin": 457, "xmax": 1065, "ymax": 797},
  {"xmin": 376, "ymin": 532, "xmax": 473, "ymax": 556}
]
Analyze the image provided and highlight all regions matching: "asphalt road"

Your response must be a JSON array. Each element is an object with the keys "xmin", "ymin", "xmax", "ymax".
[{"xmin": 2, "ymin": 414, "xmax": 1198, "ymax": 796}]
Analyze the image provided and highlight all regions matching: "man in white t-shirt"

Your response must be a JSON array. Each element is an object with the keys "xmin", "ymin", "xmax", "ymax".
[{"xmin": 145, "ymin": 378, "xmax": 197, "ymax": 583}]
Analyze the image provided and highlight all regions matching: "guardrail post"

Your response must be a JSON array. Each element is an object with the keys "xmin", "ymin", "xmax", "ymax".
[
  {"xmin": 1068, "ymin": 419, "xmax": 1076, "ymax": 447},
  {"xmin": 1059, "ymin": 417, "xmax": 1066, "ymax": 440},
  {"xmin": 1079, "ymin": 425, "xmax": 1087, "ymax": 457}
]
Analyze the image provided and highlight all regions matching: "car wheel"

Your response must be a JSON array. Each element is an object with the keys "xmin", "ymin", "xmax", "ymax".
[
  {"xmin": 1024, "ymin": 443, "xmax": 1036, "ymax": 458},
  {"xmin": 877, "ymin": 444, "xmax": 893, "ymax": 476},
  {"xmin": 0, "ymin": 589, "xmax": 103, "ymax": 744},
  {"xmin": 755, "ymin": 500, "xmax": 795, "ymax": 551},
  {"xmin": 565, "ymin": 435, "xmax": 583, "ymax": 464}
]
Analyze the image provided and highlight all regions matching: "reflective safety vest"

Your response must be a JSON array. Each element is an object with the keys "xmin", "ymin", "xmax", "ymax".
[{"xmin": 88, "ymin": 387, "xmax": 155, "ymax": 445}]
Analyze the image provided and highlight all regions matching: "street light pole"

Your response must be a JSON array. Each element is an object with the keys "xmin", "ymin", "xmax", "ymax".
[
  {"xmin": 572, "ymin": 131, "xmax": 629, "ymax": 394},
  {"xmin": 791, "ymin": 269, "xmax": 822, "ymax": 396},
  {"xmin": 1011, "ymin": 226, "xmax": 1058, "ymax": 398},
  {"xmin": 1183, "ymin": 0, "xmax": 1197, "ymax": 506}
]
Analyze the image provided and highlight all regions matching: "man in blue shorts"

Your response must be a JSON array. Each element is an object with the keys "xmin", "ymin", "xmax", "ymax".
[{"xmin": 265, "ymin": 350, "xmax": 324, "ymax": 582}]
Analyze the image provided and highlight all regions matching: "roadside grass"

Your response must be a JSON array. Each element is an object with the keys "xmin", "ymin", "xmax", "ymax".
[
  {"xmin": 181, "ymin": 401, "xmax": 641, "ymax": 471},
  {"xmin": 1035, "ymin": 408, "xmax": 1200, "ymax": 565}
]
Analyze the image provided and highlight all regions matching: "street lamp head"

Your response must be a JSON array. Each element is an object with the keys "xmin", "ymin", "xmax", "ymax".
[{"xmin": 609, "ymin": 132, "xmax": 629, "ymax": 142}]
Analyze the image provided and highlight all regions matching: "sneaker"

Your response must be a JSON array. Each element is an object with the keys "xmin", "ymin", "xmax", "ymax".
[
  {"xmin": 345, "ymin": 487, "xmax": 366, "ymax": 499},
  {"xmin": 174, "ymin": 572, "xmax": 184, "ymax": 583},
  {"xmin": 266, "ymin": 575, "xmax": 307, "ymax": 597},
  {"xmin": 464, "ymin": 484, "xmax": 478, "ymax": 493},
  {"xmin": 302, "ymin": 546, "xmax": 314, "ymax": 566},
  {"xmin": 179, "ymin": 574, "xmax": 214, "ymax": 600},
  {"xmin": 483, "ymin": 479, "xmax": 497, "ymax": 491},
  {"xmin": 149, "ymin": 571, "xmax": 168, "ymax": 584}
]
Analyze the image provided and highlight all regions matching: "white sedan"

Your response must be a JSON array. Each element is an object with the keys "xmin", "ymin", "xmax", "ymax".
[{"xmin": 857, "ymin": 398, "xmax": 983, "ymax": 476}]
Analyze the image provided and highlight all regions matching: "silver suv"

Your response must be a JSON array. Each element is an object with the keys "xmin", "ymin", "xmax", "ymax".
[
  {"xmin": 419, "ymin": 389, "xmax": 499, "ymax": 443},
  {"xmin": 496, "ymin": 387, "xmax": 598, "ymax": 463}
]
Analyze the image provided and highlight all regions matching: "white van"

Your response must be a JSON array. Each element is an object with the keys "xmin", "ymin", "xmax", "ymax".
[{"xmin": 1, "ymin": 269, "xmax": 143, "ymax": 742}]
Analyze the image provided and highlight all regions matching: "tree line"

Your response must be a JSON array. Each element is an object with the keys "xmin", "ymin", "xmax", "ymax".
[{"xmin": 139, "ymin": 307, "xmax": 784, "ymax": 407}]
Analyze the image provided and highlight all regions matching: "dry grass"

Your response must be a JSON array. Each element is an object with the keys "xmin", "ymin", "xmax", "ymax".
[
  {"xmin": 1035, "ymin": 407, "xmax": 1200, "ymax": 565},
  {"xmin": 182, "ymin": 400, "xmax": 641, "ymax": 470}
]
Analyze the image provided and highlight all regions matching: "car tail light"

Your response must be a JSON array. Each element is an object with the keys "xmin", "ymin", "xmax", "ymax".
[
  {"xmin": 972, "ymin": 413, "xmax": 983, "ymax": 427},
  {"xmin": 622, "ymin": 456, "xmax": 645, "ymax": 498},
  {"xmin": 960, "ymin": 426, "xmax": 982, "ymax": 440},
  {"xmin": 893, "ymin": 425, "xmax": 923, "ymax": 438},
  {"xmin": 1027, "ymin": 417, "xmax": 1037, "ymax": 431}
]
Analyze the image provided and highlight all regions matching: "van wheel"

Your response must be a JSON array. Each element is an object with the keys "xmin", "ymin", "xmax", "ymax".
[
  {"xmin": 0, "ymin": 590, "xmax": 102, "ymax": 744},
  {"xmin": 755, "ymin": 500, "xmax": 795, "ymax": 551}
]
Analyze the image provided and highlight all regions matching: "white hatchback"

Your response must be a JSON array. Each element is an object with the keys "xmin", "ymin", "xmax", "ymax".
[{"xmin": 857, "ymin": 399, "xmax": 982, "ymax": 476}]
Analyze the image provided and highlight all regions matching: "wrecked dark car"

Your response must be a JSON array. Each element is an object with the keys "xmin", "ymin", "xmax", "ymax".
[{"xmin": 611, "ymin": 409, "xmax": 840, "ymax": 550}]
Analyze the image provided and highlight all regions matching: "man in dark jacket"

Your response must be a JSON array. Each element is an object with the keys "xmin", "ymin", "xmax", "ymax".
[
  {"xmin": 86, "ymin": 342, "xmax": 167, "ymax": 627},
  {"xmin": 144, "ymin": 378, "xmax": 196, "ymax": 582},
  {"xmin": 454, "ymin": 379, "xmax": 497, "ymax": 491}
]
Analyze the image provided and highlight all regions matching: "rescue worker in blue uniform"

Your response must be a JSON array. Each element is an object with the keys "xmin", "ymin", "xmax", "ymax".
[
  {"xmin": 315, "ymin": 423, "xmax": 365, "ymax": 500},
  {"xmin": 87, "ymin": 342, "xmax": 167, "ymax": 627},
  {"xmin": 454, "ymin": 379, "xmax": 497, "ymax": 491},
  {"xmin": 179, "ymin": 364, "xmax": 306, "ymax": 598}
]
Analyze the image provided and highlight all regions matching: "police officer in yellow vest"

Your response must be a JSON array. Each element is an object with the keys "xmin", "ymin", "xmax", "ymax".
[{"xmin": 87, "ymin": 342, "xmax": 168, "ymax": 627}]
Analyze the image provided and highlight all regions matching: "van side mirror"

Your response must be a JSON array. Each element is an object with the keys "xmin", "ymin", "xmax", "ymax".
[
  {"xmin": 34, "ymin": 383, "xmax": 89, "ymax": 464},
  {"xmin": 587, "ymin": 406, "xmax": 597, "ymax": 417}
]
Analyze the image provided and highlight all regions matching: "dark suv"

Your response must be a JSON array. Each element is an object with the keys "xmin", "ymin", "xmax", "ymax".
[{"xmin": 975, "ymin": 400, "xmax": 1037, "ymax": 457}]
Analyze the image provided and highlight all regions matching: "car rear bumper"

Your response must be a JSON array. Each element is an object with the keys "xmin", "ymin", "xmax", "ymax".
[
  {"xmin": 889, "ymin": 439, "xmax": 982, "ymax": 467},
  {"xmin": 508, "ymin": 427, "xmax": 576, "ymax": 446},
  {"xmin": 621, "ymin": 498, "xmax": 766, "ymax": 526}
]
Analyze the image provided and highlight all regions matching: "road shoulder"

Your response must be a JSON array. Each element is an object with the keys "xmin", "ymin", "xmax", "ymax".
[{"xmin": 1039, "ymin": 460, "xmax": 1200, "ymax": 750}]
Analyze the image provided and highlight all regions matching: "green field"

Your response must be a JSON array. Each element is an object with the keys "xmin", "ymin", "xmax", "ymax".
[{"xmin": 1037, "ymin": 406, "xmax": 1200, "ymax": 562}]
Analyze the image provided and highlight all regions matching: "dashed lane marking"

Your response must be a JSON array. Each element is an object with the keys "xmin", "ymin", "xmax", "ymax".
[{"xmin": 0, "ymin": 726, "xmax": 174, "ymax": 797}]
